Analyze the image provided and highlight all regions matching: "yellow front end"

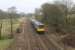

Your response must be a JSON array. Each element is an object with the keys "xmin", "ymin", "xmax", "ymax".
[{"xmin": 37, "ymin": 28, "xmax": 45, "ymax": 32}]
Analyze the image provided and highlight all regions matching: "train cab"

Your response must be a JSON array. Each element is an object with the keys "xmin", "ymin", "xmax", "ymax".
[{"xmin": 31, "ymin": 19, "xmax": 45, "ymax": 33}]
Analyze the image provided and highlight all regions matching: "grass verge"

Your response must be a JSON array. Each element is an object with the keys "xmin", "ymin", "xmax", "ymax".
[{"xmin": 0, "ymin": 39, "xmax": 14, "ymax": 50}]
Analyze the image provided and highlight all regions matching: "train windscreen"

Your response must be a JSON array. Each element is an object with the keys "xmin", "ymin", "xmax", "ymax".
[{"xmin": 39, "ymin": 25, "xmax": 44, "ymax": 28}]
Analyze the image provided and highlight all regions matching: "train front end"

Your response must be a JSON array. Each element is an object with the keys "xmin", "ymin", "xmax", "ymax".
[{"xmin": 36, "ymin": 25, "xmax": 45, "ymax": 33}]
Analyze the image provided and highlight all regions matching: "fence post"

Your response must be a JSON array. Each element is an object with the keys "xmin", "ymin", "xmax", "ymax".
[{"xmin": 0, "ymin": 23, "xmax": 2, "ymax": 39}]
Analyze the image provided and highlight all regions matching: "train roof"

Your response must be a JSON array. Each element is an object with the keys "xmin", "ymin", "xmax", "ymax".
[
  {"xmin": 35, "ymin": 21, "xmax": 44, "ymax": 25},
  {"xmin": 31, "ymin": 19, "xmax": 44, "ymax": 25}
]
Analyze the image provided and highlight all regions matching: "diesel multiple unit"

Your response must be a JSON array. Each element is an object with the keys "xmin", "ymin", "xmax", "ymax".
[{"xmin": 31, "ymin": 19, "xmax": 45, "ymax": 33}]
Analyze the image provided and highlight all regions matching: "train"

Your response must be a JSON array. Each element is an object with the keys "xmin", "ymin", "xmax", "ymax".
[{"xmin": 31, "ymin": 19, "xmax": 45, "ymax": 33}]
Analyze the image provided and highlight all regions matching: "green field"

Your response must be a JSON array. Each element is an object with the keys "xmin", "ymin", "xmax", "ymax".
[
  {"xmin": 0, "ymin": 39, "xmax": 14, "ymax": 50},
  {"xmin": 0, "ymin": 18, "xmax": 21, "ymax": 50}
]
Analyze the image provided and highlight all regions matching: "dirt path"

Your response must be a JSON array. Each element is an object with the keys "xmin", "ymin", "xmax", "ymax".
[{"xmin": 6, "ymin": 18, "xmax": 62, "ymax": 50}]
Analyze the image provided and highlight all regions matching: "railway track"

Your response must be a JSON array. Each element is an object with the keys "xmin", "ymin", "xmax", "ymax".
[
  {"xmin": 28, "ymin": 20, "xmax": 58, "ymax": 50},
  {"xmin": 6, "ymin": 18, "xmax": 64, "ymax": 50}
]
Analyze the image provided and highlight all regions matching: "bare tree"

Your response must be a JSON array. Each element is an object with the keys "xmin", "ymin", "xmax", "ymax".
[
  {"xmin": 8, "ymin": 6, "xmax": 17, "ymax": 38},
  {"xmin": 61, "ymin": 0, "xmax": 73, "ymax": 24}
]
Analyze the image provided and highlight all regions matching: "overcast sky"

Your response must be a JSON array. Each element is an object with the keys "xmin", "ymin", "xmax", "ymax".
[
  {"xmin": 0, "ymin": 0, "xmax": 74, "ymax": 13},
  {"xmin": 0, "ymin": 0, "xmax": 53, "ymax": 13}
]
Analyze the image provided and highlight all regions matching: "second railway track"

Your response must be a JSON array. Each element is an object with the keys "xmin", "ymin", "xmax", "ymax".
[{"xmin": 29, "ymin": 20, "xmax": 58, "ymax": 50}]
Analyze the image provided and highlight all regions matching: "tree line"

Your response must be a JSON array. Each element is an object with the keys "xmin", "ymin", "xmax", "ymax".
[{"xmin": 34, "ymin": 0, "xmax": 75, "ymax": 34}]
